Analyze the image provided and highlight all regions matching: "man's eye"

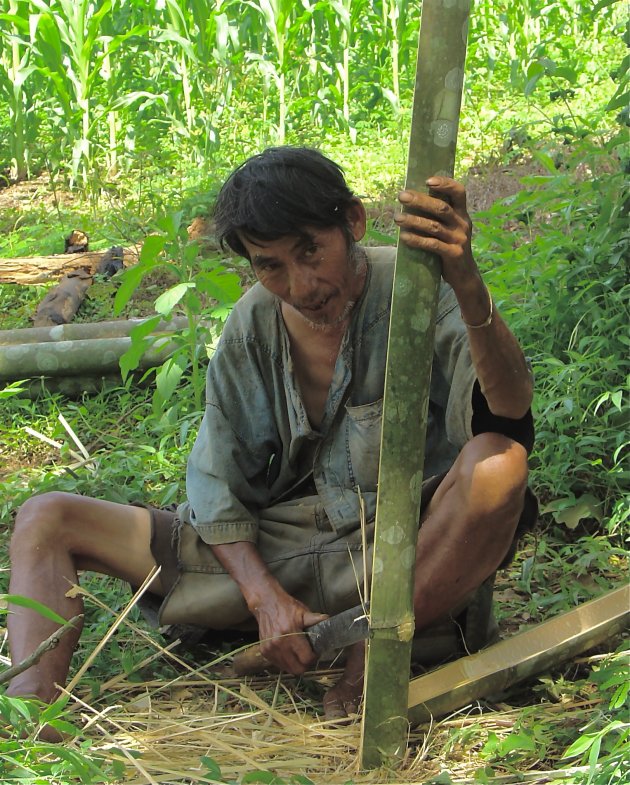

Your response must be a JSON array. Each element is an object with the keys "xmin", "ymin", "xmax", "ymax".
[
  {"xmin": 304, "ymin": 244, "xmax": 318, "ymax": 257},
  {"xmin": 258, "ymin": 261, "xmax": 279, "ymax": 273}
]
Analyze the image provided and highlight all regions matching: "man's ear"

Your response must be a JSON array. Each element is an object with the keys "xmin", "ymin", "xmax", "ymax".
[{"xmin": 345, "ymin": 199, "xmax": 367, "ymax": 242}]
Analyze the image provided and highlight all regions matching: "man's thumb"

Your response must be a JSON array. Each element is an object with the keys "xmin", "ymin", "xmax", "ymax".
[{"xmin": 303, "ymin": 611, "xmax": 329, "ymax": 628}]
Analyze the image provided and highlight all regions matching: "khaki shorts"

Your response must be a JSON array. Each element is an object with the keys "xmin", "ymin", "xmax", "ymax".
[{"xmin": 144, "ymin": 476, "xmax": 537, "ymax": 651}]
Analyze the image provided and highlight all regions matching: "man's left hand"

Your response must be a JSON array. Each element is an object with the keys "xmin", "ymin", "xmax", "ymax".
[{"xmin": 395, "ymin": 177, "xmax": 478, "ymax": 293}]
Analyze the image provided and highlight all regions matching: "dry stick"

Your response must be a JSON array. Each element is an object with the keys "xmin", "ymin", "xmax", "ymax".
[
  {"xmin": 57, "ymin": 413, "xmax": 91, "ymax": 461},
  {"xmin": 23, "ymin": 425, "xmax": 84, "ymax": 463},
  {"xmin": 0, "ymin": 614, "xmax": 83, "ymax": 686},
  {"xmin": 65, "ymin": 566, "xmax": 161, "ymax": 693}
]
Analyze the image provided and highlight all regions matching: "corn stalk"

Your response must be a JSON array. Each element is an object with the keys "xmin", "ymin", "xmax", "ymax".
[{"xmin": 0, "ymin": 0, "xmax": 36, "ymax": 180}]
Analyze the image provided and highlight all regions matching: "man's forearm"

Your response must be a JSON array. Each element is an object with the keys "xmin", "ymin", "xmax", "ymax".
[
  {"xmin": 211, "ymin": 540, "xmax": 285, "ymax": 613},
  {"xmin": 454, "ymin": 275, "xmax": 533, "ymax": 420},
  {"xmin": 211, "ymin": 540, "xmax": 323, "ymax": 674}
]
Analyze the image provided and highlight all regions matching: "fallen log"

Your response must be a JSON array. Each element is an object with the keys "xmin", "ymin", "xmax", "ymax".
[
  {"xmin": 32, "ymin": 269, "xmax": 94, "ymax": 327},
  {"xmin": 0, "ymin": 247, "xmax": 138, "ymax": 284},
  {"xmin": 33, "ymin": 246, "xmax": 126, "ymax": 327}
]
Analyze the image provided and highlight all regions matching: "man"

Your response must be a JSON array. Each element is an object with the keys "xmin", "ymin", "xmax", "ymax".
[{"xmin": 7, "ymin": 147, "xmax": 535, "ymax": 729}]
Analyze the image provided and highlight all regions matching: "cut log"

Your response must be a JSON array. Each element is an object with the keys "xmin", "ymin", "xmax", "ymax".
[
  {"xmin": 0, "ymin": 247, "xmax": 138, "ymax": 284},
  {"xmin": 32, "ymin": 269, "xmax": 94, "ymax": 327}
]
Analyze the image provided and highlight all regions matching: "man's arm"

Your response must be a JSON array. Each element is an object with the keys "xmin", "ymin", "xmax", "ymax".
[
  {"xmin": 394, "ymin": 177, "xmax": 533, "ymax": 419},
  {"xmin": 212, "ymin": 541, "xmax": 327, "ymax": 674}
]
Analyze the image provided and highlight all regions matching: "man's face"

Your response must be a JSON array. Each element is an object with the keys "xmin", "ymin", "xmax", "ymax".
[{"xmin": 239, "ymin": 201, "xmax": 367, "ymax": 329}]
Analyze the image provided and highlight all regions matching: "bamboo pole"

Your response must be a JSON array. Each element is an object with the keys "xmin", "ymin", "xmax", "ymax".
[
  {"xmin": 0, "ymin": 317, "xmax": 190, "ymax": 346},
  {"xmin": 0, "ymin": 335, "xmax": 176, "ymax": 382},
  {"xmin": 360, "ymin": 0, "xmax": 471, "ymax": 769},
  {"xmin": 407, "ymin": 584, "xmax": 630, "ymax": 723}
]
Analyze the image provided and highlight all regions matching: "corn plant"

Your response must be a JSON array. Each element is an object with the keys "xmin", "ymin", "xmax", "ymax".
[
  {"xmin": 0, "ymin": 0, "xmax": 38, "ymax": 180},
  {"xmin": 27, "ymin": 0, "xmax": 147, "ymax": 185},
  {"xmin": 241, "ymin": 0, "xmax": 314, "ymax": 143}
]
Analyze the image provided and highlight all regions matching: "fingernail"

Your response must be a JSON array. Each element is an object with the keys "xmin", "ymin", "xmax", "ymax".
[
  {"xmin": 426, "ymin": 177, "xmax": 439, "ymax": 186},
  {"xmin": 398, "ymin": 190, "xmax": 412, "ymax": 203}
]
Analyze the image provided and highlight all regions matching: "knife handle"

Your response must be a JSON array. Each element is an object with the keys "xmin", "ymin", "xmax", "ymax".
[
  {"xmin": 232, "ymin": 644, "xmax": 276, "ymax": 676},
  {"xmin": 231, "ymin": 603, "xmax": 369, "ymax": 676}
]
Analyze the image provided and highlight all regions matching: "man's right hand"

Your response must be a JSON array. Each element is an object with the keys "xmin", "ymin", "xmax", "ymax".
[
  {"xmin": 211, "ymin": 540, "xmax": 327, "ymax": 675},
  {"xmin": 252, "ymin": 585, "xmax": 328, "ymax": 675}
]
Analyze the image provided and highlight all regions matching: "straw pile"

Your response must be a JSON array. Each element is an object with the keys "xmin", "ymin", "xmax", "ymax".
[{"xmin": 50, "ymin": 583, "xmax": 606, "ymax": 785}]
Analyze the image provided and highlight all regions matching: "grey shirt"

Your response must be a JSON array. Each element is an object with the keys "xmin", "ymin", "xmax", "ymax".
[{"xmin": 178, "ymin": 246, "xmax": 478, "ymax": 545}]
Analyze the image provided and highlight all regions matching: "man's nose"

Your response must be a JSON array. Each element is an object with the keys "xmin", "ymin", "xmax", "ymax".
[{"xmin": 288, "ymin": 266, "xmax": 316, "ymax": 301}]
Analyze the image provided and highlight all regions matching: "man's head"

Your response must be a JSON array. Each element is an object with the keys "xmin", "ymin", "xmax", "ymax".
[
  {"xmin": 214, "ymin": 146, "xmax": 360, "ymax": 258},
  {"xmin": 214, "ymin": 147, "xmax": 368, "ymax": 329}
]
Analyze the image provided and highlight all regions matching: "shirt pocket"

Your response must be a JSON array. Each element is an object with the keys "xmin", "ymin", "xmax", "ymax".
[{"xmin": 344, "ymin": 398, "xmax": 383, "ymax": 491}]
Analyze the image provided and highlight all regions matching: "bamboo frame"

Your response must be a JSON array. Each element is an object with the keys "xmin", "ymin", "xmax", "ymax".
[{"xmin": 360, "ymin": 0, "xmax": 472, "ymax": 768}]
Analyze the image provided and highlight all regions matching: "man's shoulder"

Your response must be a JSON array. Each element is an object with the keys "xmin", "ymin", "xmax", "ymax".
[{"xmin": 223, "ymin": 282, "xmax": 278, "ymax": 337}]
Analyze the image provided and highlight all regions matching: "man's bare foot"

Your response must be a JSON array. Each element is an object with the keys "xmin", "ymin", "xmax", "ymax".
[{"xmin": 323, "ymin": 641, "xmax": 365, "ymax": 720}]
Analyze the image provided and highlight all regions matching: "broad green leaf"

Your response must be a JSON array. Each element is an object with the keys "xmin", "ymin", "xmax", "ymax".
[
  {"xmin": 156, "ymin": 357, "xmax": 185, "ymax": 403},
  {"xmin": 140, "ymin": 234, "xmax": 167, "ymax": 263},
  {"xmin": 113, "ymin": 264, "xmax": 149, "ymax": 316},
  {"xmin": 155, "ymin": 282, "xmax": 196, "ymax": 315},
  {"xmin": 39, "ymin": 696, "xmax": 70, "ymax": 723},
  {"xmin": 200, "ymin": 755, "xmax": 224, "ymax": 779},
  {"xmin": 119, "ymin": 335, "xmax": 149, "ymax": 381},
  {"xmin": 0, "ymin": 594, "xmax": 67, "ymax": 625},
  {"xmin": 542, "ymin": 495, "xmax": 604, "ymax": 529}
]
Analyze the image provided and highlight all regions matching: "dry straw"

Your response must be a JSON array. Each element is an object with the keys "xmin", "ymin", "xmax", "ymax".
[{"xmin": 50, "ymin": 579, "xmax": 605, "ymax": 785}]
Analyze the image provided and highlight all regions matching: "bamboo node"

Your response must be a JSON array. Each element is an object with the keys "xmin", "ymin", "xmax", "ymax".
[
  {"xmin": 368, "ymin": 616, "xmax": 415, "ymax": 642},
  {"xmin": 398, "ymin": 619, "xmax": 415, "ymax": 642}
]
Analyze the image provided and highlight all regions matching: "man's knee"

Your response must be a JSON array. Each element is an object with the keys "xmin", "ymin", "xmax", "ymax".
[
  {"xmin": 455, "ymin": 433, "xmax": 528, "ymax": 521},
  {"xmin": 11, "ymin": 492, "xmax": 78, "ymax": 554}
]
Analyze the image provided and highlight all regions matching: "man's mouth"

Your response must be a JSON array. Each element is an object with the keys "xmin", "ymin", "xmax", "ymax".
[{"xmin": 296, "ymin": 295, "xmax": 331, "ymax": 313}]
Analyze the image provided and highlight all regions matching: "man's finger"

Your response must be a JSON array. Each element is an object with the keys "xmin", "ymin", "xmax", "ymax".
[
  {"xmin": 426, "ymin": 177, "xmax": 467, "ymax": 212},
  {"xmin": 303, "ymin": 611, "xmax": 329, "ymax": 628}
]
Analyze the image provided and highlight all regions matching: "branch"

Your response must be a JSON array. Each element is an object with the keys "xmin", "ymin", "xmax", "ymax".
[{"xmin": 0, "ymin": 615, "xmax": 83, "ymax": 686}]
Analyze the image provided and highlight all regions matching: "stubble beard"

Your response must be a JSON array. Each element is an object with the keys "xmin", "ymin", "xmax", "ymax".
[{"xmin": 297, "ymin": 243, "xmax": 367, "ymax": 333}]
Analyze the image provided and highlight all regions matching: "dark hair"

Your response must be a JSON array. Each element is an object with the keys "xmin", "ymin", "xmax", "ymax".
[{"xmin": 213, "ymin": 146, "xmax": 356, "ymax": 258}]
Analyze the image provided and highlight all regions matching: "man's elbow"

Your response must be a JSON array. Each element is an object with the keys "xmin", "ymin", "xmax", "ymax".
[{"xmin": 487, "ymin": 379, "xmax": 534, "ymax": 421}]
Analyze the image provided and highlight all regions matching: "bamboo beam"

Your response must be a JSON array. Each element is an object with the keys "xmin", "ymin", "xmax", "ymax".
[
  {"xmin": 0, "ymin": 247, "xmax": 137, "ymax": 284},
  {"xmin": 360, "ymin": 0, "xmax": 471, "ymax": 768},
  {"xmin": 0, "ymin": 316, "xmax": 190, "ymax": 345},
  {"xmin": 408, "ymin": 584, "xmax": 630, "ymax": 723},
  {"xmin": 0, "ymin": 335, "xmax": 175, "ymax": 382}
]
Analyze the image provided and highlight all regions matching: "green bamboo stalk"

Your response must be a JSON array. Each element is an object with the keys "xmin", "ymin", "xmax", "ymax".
[
  {"xmin": 360, "ymin": 0, "xmax": 472, "ymax": 769},
  {"xmin": 0, "ymin": 317, "xmax": 190, "ymax": 346},
  {"xmin": 0, "ymin": 335, "xmax": 176, "ymax": 382}
]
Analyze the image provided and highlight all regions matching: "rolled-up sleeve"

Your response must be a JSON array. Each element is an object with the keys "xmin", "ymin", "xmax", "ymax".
[{"xmin": 179, "ymin": 331, "xmax": 281, "ymax": 545}]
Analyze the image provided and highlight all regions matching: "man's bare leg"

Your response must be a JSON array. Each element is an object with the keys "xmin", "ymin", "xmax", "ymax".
[
  {"xmin": 323, "ymin": 432, "xmax": 528, "ymax": 719},
  {"xmin": 6, "ymin": 492, "xmax": 162, "ymax": 713}
]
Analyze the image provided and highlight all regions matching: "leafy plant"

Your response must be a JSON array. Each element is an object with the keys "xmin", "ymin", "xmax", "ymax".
[
  {"xmin": 113, "ymin": 210, "xmax": 241, "ymax": 411},
  {"xmin": 561, "ymin": 644, "xmax": 629, "ymax": 784}
]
